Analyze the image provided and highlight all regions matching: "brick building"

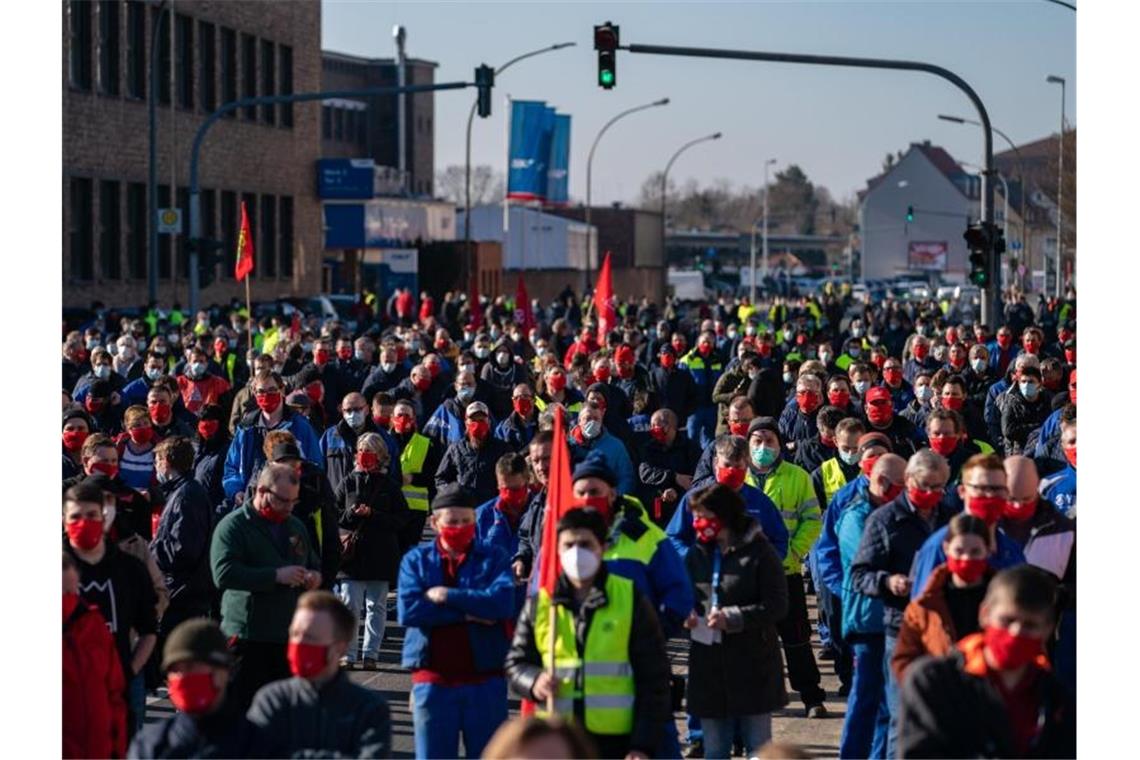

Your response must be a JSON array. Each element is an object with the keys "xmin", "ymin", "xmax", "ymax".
[
  {"xmin": 320, "ymin": 51, "xmax": 437, "ymax": 197},
  {"xmin": 63, "ymin": 0, "xmax": 322, "ymax": 309}
]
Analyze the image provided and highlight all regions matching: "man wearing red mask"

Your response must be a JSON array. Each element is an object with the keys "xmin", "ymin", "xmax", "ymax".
[
  {"xmin": 473, "ymin": 453, "xmax": 533, "ymax": 614},
  {"xmin": 637, "ymin": 408, "xmax": 700, "ymax": 526},
  {"xmin": 898, "ymin": 565, "xmax": 1075, "ymax": 758},
  {"xmin": 879, "ymin": 358, "xmax": 916, "ymax": 413},
  {"xmin": 535, "ymin": 365, "xmax": 585, "ymax": 416},
  {"xmin": 493, "ymin": 383, "xmax": 538, "ymax": 451},
  {"xmin": 987, "ymin": 324, "xmax": 1021, "ymax": 377},
  {"xmin": 298, "ymin": 337, "xmax": 345, "ymax": 421},
  {"xmin": 130, "ymin": 619, "xmax": 272, "ymax": 758},
  {"xmin": 938, "ymin": 376, "xmax": 990, "ymax": 447},
  {"xmin": 147, "ymin": 384, "xmax": 192, "ymax": 439},
  {"xmin": 679, "ymin": 331, "xmax": 726, "ymax": 450},
  {"xmin": 1040, "ymin": 409, "xmax": 1076, "ymax": 519},
  {"xmin": 398, "ymin": 485, "xmax": 514, "ymax": 759},
  {"xmin": 863, "ymin": 386, "xmax": 920, "ymax": 458},
  {"xmin": 692, "ymin": 395, "xmax": 755, "ymax": 482},
  {"xmin": 249, "ymin": 592, "xmax": 392, "ymax": 756},
  {"xmin": 903, "ymin": 336, "xmax": 940, "ymax": 385},
  {"xmin": 434, "ymin": 401, "xmax": 514, "ymax": 505},
  {"xmin": 62, "ymin": 408, "xmax": 94, "ymax": 479},
  {"xmin": 64, "ymin": 480, "xmax": 158, "ymax": 739},
  {"xmin": 712, "ymin": 353, "xmax": 760, "ymax": 436},
  {"xmin": 211, "ymin": 327, "xmax": 250, "ymax": 387},
  {"xmin": 210, "ymin": 462, "xmax": 321, "ymax": 710},
  {"xmin": 778, "ymin": 374, "xmax": 824, "ymax": 455},
  {"xmin": 649, "ymin": 344, "xmax": 698, "ymax": 423},
  {"xmin": 924, "ymin": 408, "xmax": 988, "ymax": 487},
  {"xmin": 390, "ymin": 399, "xmax": 442, "ymax": 550},
  {"xmin": 613, "ymin": 343, "xmax": 652, "ymax": 412}
]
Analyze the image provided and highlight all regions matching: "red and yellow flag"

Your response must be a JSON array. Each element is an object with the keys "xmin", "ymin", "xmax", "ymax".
[{"xmin": 235, "ymin": 201, "xmax": 255, "ymax": 281}]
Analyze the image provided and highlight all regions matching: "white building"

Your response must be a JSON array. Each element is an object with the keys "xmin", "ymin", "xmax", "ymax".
[{"xmin": 457, "ymin": 204, "xmax": 596, "ymax": 271}]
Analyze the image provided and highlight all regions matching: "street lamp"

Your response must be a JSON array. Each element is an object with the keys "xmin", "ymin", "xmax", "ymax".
[
  {"xmin": 760, "ymin": 158, "xmax": 777, "ymax": 295},
  {"xmin": 1046, "ymin": 75, "xmax": 1066, "ymax": 297},
  {"xmin": 462, "ymin": 42, "xmax": 575, "ymax": 297},
  {"xmin": 584, "ymin": 97, "xmax": 671, "ymax": 292},
  {"xmin": 661, "ymin": 131, "xmax": 722, "ymax": 278}
]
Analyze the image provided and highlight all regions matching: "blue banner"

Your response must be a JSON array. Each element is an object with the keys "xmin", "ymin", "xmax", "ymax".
[
  {"xmin": 508, "ymin": 100, "xmax": 553, "ymax": 203},
  {"xmin": 546, "ymin": 114, "xmax": 571, "ymax": 206},
  {"xmin": 317, "ymin": 159, "xmax": 375, "ymax": 199}
]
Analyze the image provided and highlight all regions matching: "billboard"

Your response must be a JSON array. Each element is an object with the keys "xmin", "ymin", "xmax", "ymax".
[
  {"xmin": 908, "ymin": 241, "xmax": 948, "ymax": 271},
  {"xmin": 317, "ymin": 159, "xmax": 376, "ymax": 199}
]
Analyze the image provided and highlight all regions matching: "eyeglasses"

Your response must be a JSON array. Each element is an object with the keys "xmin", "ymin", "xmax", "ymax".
[{"xmin": 267, "ymin": 490, "xmax": 299, "ymax": 507}]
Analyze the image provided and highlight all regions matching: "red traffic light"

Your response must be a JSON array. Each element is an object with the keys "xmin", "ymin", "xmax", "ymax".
[{"xmin": 594, "ymin": 22, "xmax": 619, "ymax": 50}]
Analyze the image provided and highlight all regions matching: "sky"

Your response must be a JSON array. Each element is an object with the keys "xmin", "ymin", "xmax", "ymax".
[{"xmin": 321, "ymin": 0, "xmax": 1076, "ymax": 207}]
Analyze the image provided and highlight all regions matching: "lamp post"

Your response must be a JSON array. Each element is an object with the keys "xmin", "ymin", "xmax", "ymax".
[
  {"xmin": 1047, "ymin": 75, "xmax": 1066, "ymax": 297},
  {"xmin": 584, "ymin": 97, "xmax": 670, "ymax": 293},
  {"xmin": 661, "ymin": 131, "xmax": 722, "ymax": 280},
  {"xmin": 761, "ymin": 157, "xmax": 777, "ymax": 290}
]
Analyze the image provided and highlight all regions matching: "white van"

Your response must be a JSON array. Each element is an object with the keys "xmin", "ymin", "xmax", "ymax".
[{"xmin": 667, "ymin": 269, "xmax": 709, "ymax": 301}]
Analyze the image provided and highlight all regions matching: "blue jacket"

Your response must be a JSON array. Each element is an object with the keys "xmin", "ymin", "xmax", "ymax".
[
  {"xmin": 837, "ymin": 482, "xmax": 885, "ymax": 637},
  {"xmin": 1033, "ymin": 407, "xmax": 1064, "ymax": 458},
  {"xmin": 987, "ymin": 341, "xmax": 1021, "ymax": 375},
  {"xmin": 882, "ymin": 380, "xmax": 916, "ymax": 413},
  {"xmin": 493, "ymin": 413, "xmax": 537, "ymax": 451},
  {"xmin": 474, "ymin": 497, "xmax": 528, "ymax": 614},
  {"xmin": 908, "ymin": 524, "xmax": 1027, "ymax": 601},
  {"xmin": 222, "ymin": 410, "xmax": 323, "ymax": 499},
  {"xmin": 118, "ymin": 376, "xmax": 154, "ymax": 407},
  {"xmin": 397, "ymin": 539, "xmax": 515, "ymax": 673},
  {"xmin": 666, "ymin": 479, "xmax": 789, "ymax": 563},
  {"xmin": 569, "ymin": 430, "xmax": 636, "ymax": 496},
  {"xmin": 778, "ymin": 404, "xmax": 819, "ymax": 449},
  {"xmin": 1041, "ymin": 465, "xmax": 1076, "ymax": 518},
  {"xmin": 813, "ymin": 475, "xmax": 868, "ymax": 596},
  {"xmin": 984, "ymin": 379, "xmax": 1011, "ymax": 444}
]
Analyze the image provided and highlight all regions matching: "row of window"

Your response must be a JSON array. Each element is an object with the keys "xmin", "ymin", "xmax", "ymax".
[
  {"xmin": 67, "ymin": 177, "xmax": 295, "ymax": 284},
  {"xmin": 320, "ymin": 103, "xmax": 434, "ymax": 143},
  {"xmin": 68, "ymin": 1, "xmax": 294, "ymax": 127}
]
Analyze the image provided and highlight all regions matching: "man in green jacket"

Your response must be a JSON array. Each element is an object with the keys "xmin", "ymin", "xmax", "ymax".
[{"xmin": 210, "ymin": 462, "xmax": 321, "ymax": 711}]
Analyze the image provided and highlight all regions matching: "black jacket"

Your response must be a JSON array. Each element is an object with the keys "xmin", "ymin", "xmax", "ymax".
[
  {"xmin": 898, "ymin": 647, "xmax": 1075, "ymax": 758},
  {"xmin": 360, "ymin": 364, "xmax": 408, "ymax": 404},
  {"xmin": 794, "ymin": 436, "xmax": 837, "ymax": 474},
  {"xmin": 864, "ymin": 414, "xmax": 920, "ymax": 459},
  {"xmin": 684, "ymin": 521, "xmax": 789, "ymax": 718},
  {"xmin": 649, "ymin": 366, "xmax": 698, "ymax": 420},
  {"xmin": 505, "ymin": 566, "xmax": 671, "ymax": 756},
  {"xmin": 434, "ymin": 436, "xmax": 514, "ymax": 505},
  {"xmin": 335, "ymin": 469, "xmax": 410, "ymax": 583},
  {"xmin": 193, "ymin": 437, "xmax": 229, "ymax": 513},
  {"xmin": 1001, "ymin": 388, "xmax": 1054, "ymax": 456},
  {"xmin": 247, "ymin": 672, "xmax": 392, "ymax": 759},
  {"xmin": 128, "ymin": 695, "xmax": 276, "ymax": 758},
  {"xmin": 151, "ymin": 473, "xmax": 215, "ymax": 606},
  {"xmin": 636, "ymin": 434, "xmax": 700, "ymax": 525},
  {"xmin": 480, "ymin": 358, "xmax": 531, "ymax": 420},
  {"xmin": 512, "ymin": 486, "xmax": 547, "ymax": 575}
]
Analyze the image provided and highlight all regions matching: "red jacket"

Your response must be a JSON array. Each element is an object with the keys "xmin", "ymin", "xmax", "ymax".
[
  {"xmin": 63, "ymin": 600, "xmax": 127, "ymax": 759},
  {"xmin": 419, "ymin": 296, "xmax": 435, "ymax": 323}
]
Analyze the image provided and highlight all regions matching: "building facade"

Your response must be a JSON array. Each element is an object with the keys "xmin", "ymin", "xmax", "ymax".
[{"xmin": 63, "ymin": 0, "xmax": 322, "ymax": 308}]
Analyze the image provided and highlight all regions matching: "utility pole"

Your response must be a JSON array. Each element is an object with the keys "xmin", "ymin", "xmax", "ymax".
[
  {"xmin": 394, "ymin": 26, "xmax": 407, "ymax": 191},
  {"xmin": 1047, "ymin": 75, "xmax": 1066, "ymax": 297}
]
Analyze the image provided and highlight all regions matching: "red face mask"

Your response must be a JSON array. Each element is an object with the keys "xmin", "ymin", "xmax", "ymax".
[
  {"xmin": 498, "ymin": 486, "xmax": 529, "ymax": 513},
  {"xmin": 90, "ymin": 461, "xmax": 119, "ymax": 479},
  {"xmin": 396, "ymin": 345, "xmax": 408, "ymax": 362},
  {"xmin": 728, "ymin": 421, "xmax": 750, "ymax": 437},
  {"xmin": 945, "ymin": 330, "xmax": 958, "ymax": 346},
  {"xmin": 257, "ymin": 500, "xmax": 289, "ymax": 525},
  {"xmin": 1058, "ymin": 330, "xmax": 1073, "ymax": 343},
  {"xmin": 820, "ymin": 433, "xmax": 836, "ymax": 449},
  {"xmin": 466, "ymin": 419, "xmax": 490, "ymax": 441},
  {"xmin": 966, "ymin": 496, "xmax": 1006, "ymax": 526},
  {"xmin": 617, "ymin": 363, "xmax": 634, "ymax": 380},
  {"xmin": 579, "ymin": 495, "xmax": 612, "ymax": 523},
  {"xmin": 860, "ymin": 455, "xmax": 881, "ymax": 478},
  {"xmin": 287, "ymin": 641, "xmax": 330, "ymax": 679},
  {"xmin": 62, "ymin": 429, "xmax": 88, "ymax": 452},
  {"xmin": 149, "ymin": 401, "xmax": 172, "ymax": 424},
  {"xmin": 693, "ymin": 515, "xmax": 723, "ymax": 544},
  {"xmin": 314, "ymin": 349, "xmax": 332, "ymax": 366},
  {"xmin": 513, "ymin": 398, "xmax": 534, "ymax": 418},
  {"xmin": 715, "ymin": 465, "xmax": 747, "ymax": 491},
  {"xmin": 660, "ymin": 354, "xmax": 676, "ymax": 370},
  {"xmin": 941, "ymin": 396, "xmax": 965, "ymax": 411},
  {"xmin": 438, "ymin": 523, "xmax": 476, "ymax": 553},
  {"xmin": 758, "ymin": 343, "xmax": 772, "ymax": 358},
  {"xmin": 698, "ymin": 343, "xmax": 713, "ymax": 357},
  {"xmin": 593, "ymin": 367, "xmax": 611, "ymax": 383},
  {"xmin": 1063, "ymin": 444, "xmax": 1076, "ymax": 468},
  {"xmin": 305, "ymin": 384, "xmax": 323, "ymax": 404},
  {"xmin": 435, "ymin": 338, "xmax": 448, "ymax": 350},
  {"xmin": 671, "ymin": 339, "xmax": 685, "ymax": 353},
  {"xmin": 796, "ymin": 335, "xmax": 808, "ymax": 346},
  {"xmin": 256, "ymin": 391, "xmax": 283, "ymax": 414},
  {"xmin": 197, "ymin": 420, "xmax": 219, "ymax": 440},
  {"xmin": 949, "ymin": 356, "xmax": 967, "ymax": 370},
  {"xmin": 871, "ymin": 354, "xmax": 887, "ymax": 370},
  {"xmin": 213, "ymin": 339, "xmax": 227, "ymax": 356},
  {"xmin": 1022, "ymin": 340, "xmax": 1040, "ymax": 355},
  {"xmin": 996, "ymin": 334, "xmax": 1013, "ymax": 350},
  {"xmin": 128, "ymin": 426, "xmax": 154, "ymax": 446},
  {"xmin": 426, "ymin": 362, "xmax": 441, "ymax": 378},
  {"xmin": 881, "ymin": 482, "xmax": 905, "ymax": 504},
  {"xmin": 907, "ymin": 486, "xmax": 943, "ymax": 512},
  {"xmin": 913, "ymin": 345, "xmax": 929, "ymax": 361},
  {"xmin": 883, "ymin": 368, "xmax": 903, "ymax": 386},
  {"xmin": 928, "ymin": 434, "xmax": 959, "ymax": 457},
  {"xmin": 649, "ymin": 425, "xmax": 669, "ymax": 444},
  {"xmin": 796, "ymin": 391, "xmax": 821, "ymax": 414},
  {"xmin": 369, "ymin": 413, "xmax": 390, "ymax": 428},
  {"xmin": 547, "ymin": 373, "xmax": 567, "ymax": 392},
  {"xmin": 337, "ymin": 347, "xmax": 353, "ymax": 361},
  {"xmin": 356, "ymin": 451, "xmax": 380, "ymax": 471},
  {"xmin": 828, "ymin": 390, "xmax": 851, "ymax": 409},
  {"xmin": 168, "ymin": 671, "xmax": 221, "ymax": 715},
  {"xmin": 66, "ymin": 518, "xmax": 104, "ymax": 551},
  {"xmin": 1003, "ymin": 497, "xmax": 1038, "ymax": 521},
  {"xmin": 1064, "ymin": 348, "xmax": 1075, "ymax": 365},
  {"xmin": 946, "ymin": 556, "xmax": 988, "ymax": 585},
  {"xmin": 392, "ymin": 416, "xmax": 415, "ymax": 434},
  {"xmin": 85, "ymin": 397, "xmax": 106, "ymax": 415},
  {"xmin": 413, "ymin": 376, "xmax": 431, "ymax": 392},
  {"xmin": 983, "ymin": 626, "xmax": 1043, "ymax": 671},
  {"xmin": 866, "ymin": 401, "xmax": 893, "ymax": 427}
]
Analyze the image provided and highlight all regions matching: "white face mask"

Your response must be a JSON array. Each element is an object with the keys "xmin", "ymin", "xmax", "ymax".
[
  {"xmin": 474, "ymin": 346, "xmax": 490, "ymax": 359},
  {"xmin": 915, "ymin": 386, "xmax": 933, "ymax": 402},
  {"xmin": 559, "ymin": 546, "xmax": 601, "ymax": 583},
  {"xmin": 459, "ymin": 364, "xmax": 475, "ymax": 376},
  {"xmin": 94, "ymin": 365, "xmax": 111, "ymax": 379},
  {"xmin": 970, "ymin": 359, "xmax": 987, "ymax": 373},
  {"xmin": 838, "ymin": 450, "xmax": 860, "ymax": 466},
  {"xmin": 854, "ymin": 380, "xmax": 871, "ymax": 396},
  {"xmin": 344, "ymin": 410, "xmax": 365, "ymax": 429},
  {"xmin": 582, "ymin": 420, "xmax": 602, "ymax": 439},
  {"xmin": 102, "ymin": 505, "xmax": 116, "ymax": 531},
  {"xmin": 380, "ymin": 361, "xmax": 396, "ymax": 373},
  {"xmin": 188, "ymin": 362, "xmax": 207, "ymax": 379}
]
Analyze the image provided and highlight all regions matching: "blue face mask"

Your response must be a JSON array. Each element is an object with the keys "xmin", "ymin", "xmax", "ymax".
[
  {"xmin": 751, "ymin": 445, "xmax": 778, "ymax": 468},
  {"xmin": 839, "ymin": 450, "xmax": 860, "ymax": 466},
  {"xmin": 1019, "ymin": 381, "xmax": 1039, "ymax": 400}
]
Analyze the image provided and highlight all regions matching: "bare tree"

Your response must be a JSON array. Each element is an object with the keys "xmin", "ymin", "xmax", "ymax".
[{"xmin": 435, "ymin": 165, "xmax": 504, "ymax": 206}]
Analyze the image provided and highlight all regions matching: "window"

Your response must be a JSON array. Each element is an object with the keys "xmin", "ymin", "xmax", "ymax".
[
  {"xmin": 176, "ymin": 187, "xmax": 190, "ymax": 277},
  {"xmin": 322, "ymin": 105, "xmax": 332, "ymax": 139},
  {"xmin": 69, "ymin": 178, "xmax": 94, "ymax": 281},
  {"xmin": 241, "ymin": 34, "xmax": 256, "ymax": 120},
  {"xmin": 334, "ymin": 107, "xmax": 344, "ymax": 140},
  {"xmin": 345, "ymin": 110, "xmax": 355, "ymax": 143},
  {"xmin": 126, "ymin": 183, "xmax": 146, "ymax": 279},
  {"xmin": 220, "ymin": 191, "xmax": 237, "ymax": 268},
  {"xmin": 98, "ymin": 1, "xmax": 119, "ymax": 96},
  {"xmin": 280, "ymin": 196, "xmax": 293, "ymax": 277},
  {"xmin": 70, "ymin": 1, "xmax": 92, "ymax": 90},
  {"xmin": 202, "ymin": 189, "xmax": 217, "ymax": 239},
  {"xmin": 199, "ymin": 21, "xmax": 215, "ymax": 111},
  {"xmin": 175, "ymin": 14, "xmax": 193, "ymax": 109},
  {"xmin": 357, "ymin": 109, "xmax": 368, "ymax": 144},
  {"xmin": 260, "ymin": 39, "xmax": 275, "ymax": 124},
  {"xmin": 158, "ymin": 185, "xmax": 171, "ymax": 279},
  {"xmin": 241, "ymin": 193, "xmax": 257, "ymax": 277},
  {"xmin": 126, "ymin": 1, "xmax": 145, "ymax": 98},
  {"xmin": 261, "ymin": 194, "xmax": 277, "ymax": 277},
  {"xmin": 220, "ymin": 27, "xmax": 236, "ymax": 117},
  {"xmin": 156, "ymin": 8, "xmax": 170, "ymax": 104},
  {"xmin": 279, "ymin": 45, "xmax": 293, "ymax": 127},
  {"xmin": 99, "ymin": 181, "xmax": 121, "ymax": 279}
]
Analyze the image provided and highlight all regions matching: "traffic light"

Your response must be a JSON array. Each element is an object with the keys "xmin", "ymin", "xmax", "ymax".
[
  {"xmin": 474, "ymin": 64, "xmax": 494, "ymax": 118},
  {"xmin": 906, "ymin": 205, "xmax": 914, "ymax": 223},
  {"xmin": 191, "ymin": 238, "xmax": 225, "ymax": 289},
  {"xmin": 595, "ymin": 22, "xmax": 619, "ymax": 89},
  {"xmin": 963, "ymin": 221, "xmax": 1004, "ymax": 288}
]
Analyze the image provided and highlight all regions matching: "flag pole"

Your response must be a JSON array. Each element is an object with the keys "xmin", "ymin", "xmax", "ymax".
[
  {"xmin": 245, "ymin": 276, "xmax": 253, "ymax": 355},
  {"xmin": 546, "ymin": 403, "xmax": 563, "ymax": 715}
]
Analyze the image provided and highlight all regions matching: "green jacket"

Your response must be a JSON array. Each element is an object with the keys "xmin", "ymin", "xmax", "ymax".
[{"xmin": 210, "ymin": 504, "xmax": 320, "ymax": 643}]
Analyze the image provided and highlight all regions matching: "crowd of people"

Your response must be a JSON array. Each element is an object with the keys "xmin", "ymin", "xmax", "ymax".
[{"xmin": 61, "ymin": 282, "xmax": 1077, "ymax": 758}]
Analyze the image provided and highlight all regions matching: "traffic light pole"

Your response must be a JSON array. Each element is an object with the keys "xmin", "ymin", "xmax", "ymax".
[
  {"xmin": 621, "ymin": 41, "xmax": 1000, "ymax": 324},
  {"xmin": 187, "ymin": 80, "xmax": 474, "ymax": 313}
]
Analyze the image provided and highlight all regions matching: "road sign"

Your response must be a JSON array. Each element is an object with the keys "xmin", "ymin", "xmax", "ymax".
[
  {"xmin": 157, "ymin": 208, "xmax": 182, "ymax": 235},
  {"xmin": 1011, "ymin": 240, "xmax": 1022, "ymax": 250}
]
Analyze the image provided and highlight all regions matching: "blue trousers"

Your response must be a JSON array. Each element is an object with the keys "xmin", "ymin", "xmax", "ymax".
[
  {"xmin": 411, "ymin": 677, "xmax": 507, "ymax": 759},
  {"xmin": 702, "ymin": 714, "xmax": 772, "ymax": 759},
  {"xmin": 335, "ymin": 579, "xmax": 390, "ymax": 660},
  {"xmin": 687, "ymin": 405, "xmax": 717, "ymax": 450},
  {"xmin": 883, "ymin": 633, "xmax": 901, "ymax": 760},
  {"xmin": 839, "ymin": 635, "xmax": 889, "ymax": 759}
]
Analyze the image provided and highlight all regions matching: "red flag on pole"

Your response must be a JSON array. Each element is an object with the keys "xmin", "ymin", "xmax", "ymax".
[
  {"xmin": 594, "ymin": 250, "xmax": 615, "ymax": 338},
  {"xmin": 468, "ymin": 274, "xmax": 483, "ymax": 331},
  {"xmin": 537, "ymin": 405, "xmax": 577, "ymax": 595},
  {"xmin": 514, "ymin": 273, "xmax": 536, "ymax": 333},
  {"xmin": 235, "ymin": 201, "xmax": 255, "ymax": 281}
]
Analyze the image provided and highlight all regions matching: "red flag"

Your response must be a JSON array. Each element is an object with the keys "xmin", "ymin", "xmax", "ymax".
[
  {"xmin": 235, "ymin": 201, "xmax": 255, "ymax": 281},
  {"xmin": 594, "ymin": 250, "xmax": 615, "ymax": 338},
  {"xmin": 537, "ymin": 405, "xmax": 577, "ymax": 594},
  {"xmin": 514, "ymin": 273, "xmax": 536, "ymax": 333},
  {"xmin": 468, "ymin": 274, "xmax": 483, "ymax": 331}
]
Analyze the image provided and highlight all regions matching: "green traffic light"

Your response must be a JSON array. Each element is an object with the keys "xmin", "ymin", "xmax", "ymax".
[{"xmin": 600, "ymin": 69, "xmax": 615, "ymax": 86}]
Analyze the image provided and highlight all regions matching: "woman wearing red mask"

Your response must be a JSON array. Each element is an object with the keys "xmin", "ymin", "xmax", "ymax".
[
  {"xmin": 333, "ymin": 435, "xmax": 410, "ymax": 670},
  {"xmin": 117, "ymin": 405, "xmax": 158, "ymax": 491},
  {"xmin": 891, "ymin": 514, "xmax": 994, "ymax": 682}
]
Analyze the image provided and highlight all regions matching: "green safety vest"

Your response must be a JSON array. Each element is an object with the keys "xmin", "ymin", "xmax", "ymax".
[
  {"xmin": 534, "ymin": 395, "xmax": 584, "ymax": 415},
  {"xmin": 835, "ymin": 354, "xmax": 854, "ymax": 372},
  {"xmin": 974, "ymin": 439, "xmax": 995, "ymax": 455},
  {"xmin": 819, "ymin": 458, "xmax": 849, "ymax": 507},
  {"xmin": 221, "ymin": 353, "xmax": 237, "ymax": 384},
  {"xmin": 534, "ymin": 573, "xmax": 636, "ymax": 735},
  {"xmin": 169, "ymin": 309, "xmax": 185, "ymax": 327},
  {"xmin": 604, "ymin": 496, "xmax": 664, "ymax": 567},
  {"xmin": 745, "ymin": 459, "xmax": 822, "ymax": 574},
  {"xmin": 679, "ymin": 350, "xmax": 723, "ymax": 375},
  {"xmin": 399, "ymin": 433, "xmax": 431, "ymax": 512},
  {"xmin": 143, "ymin": 310, "xmax": 158, "ymax": 337}
]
